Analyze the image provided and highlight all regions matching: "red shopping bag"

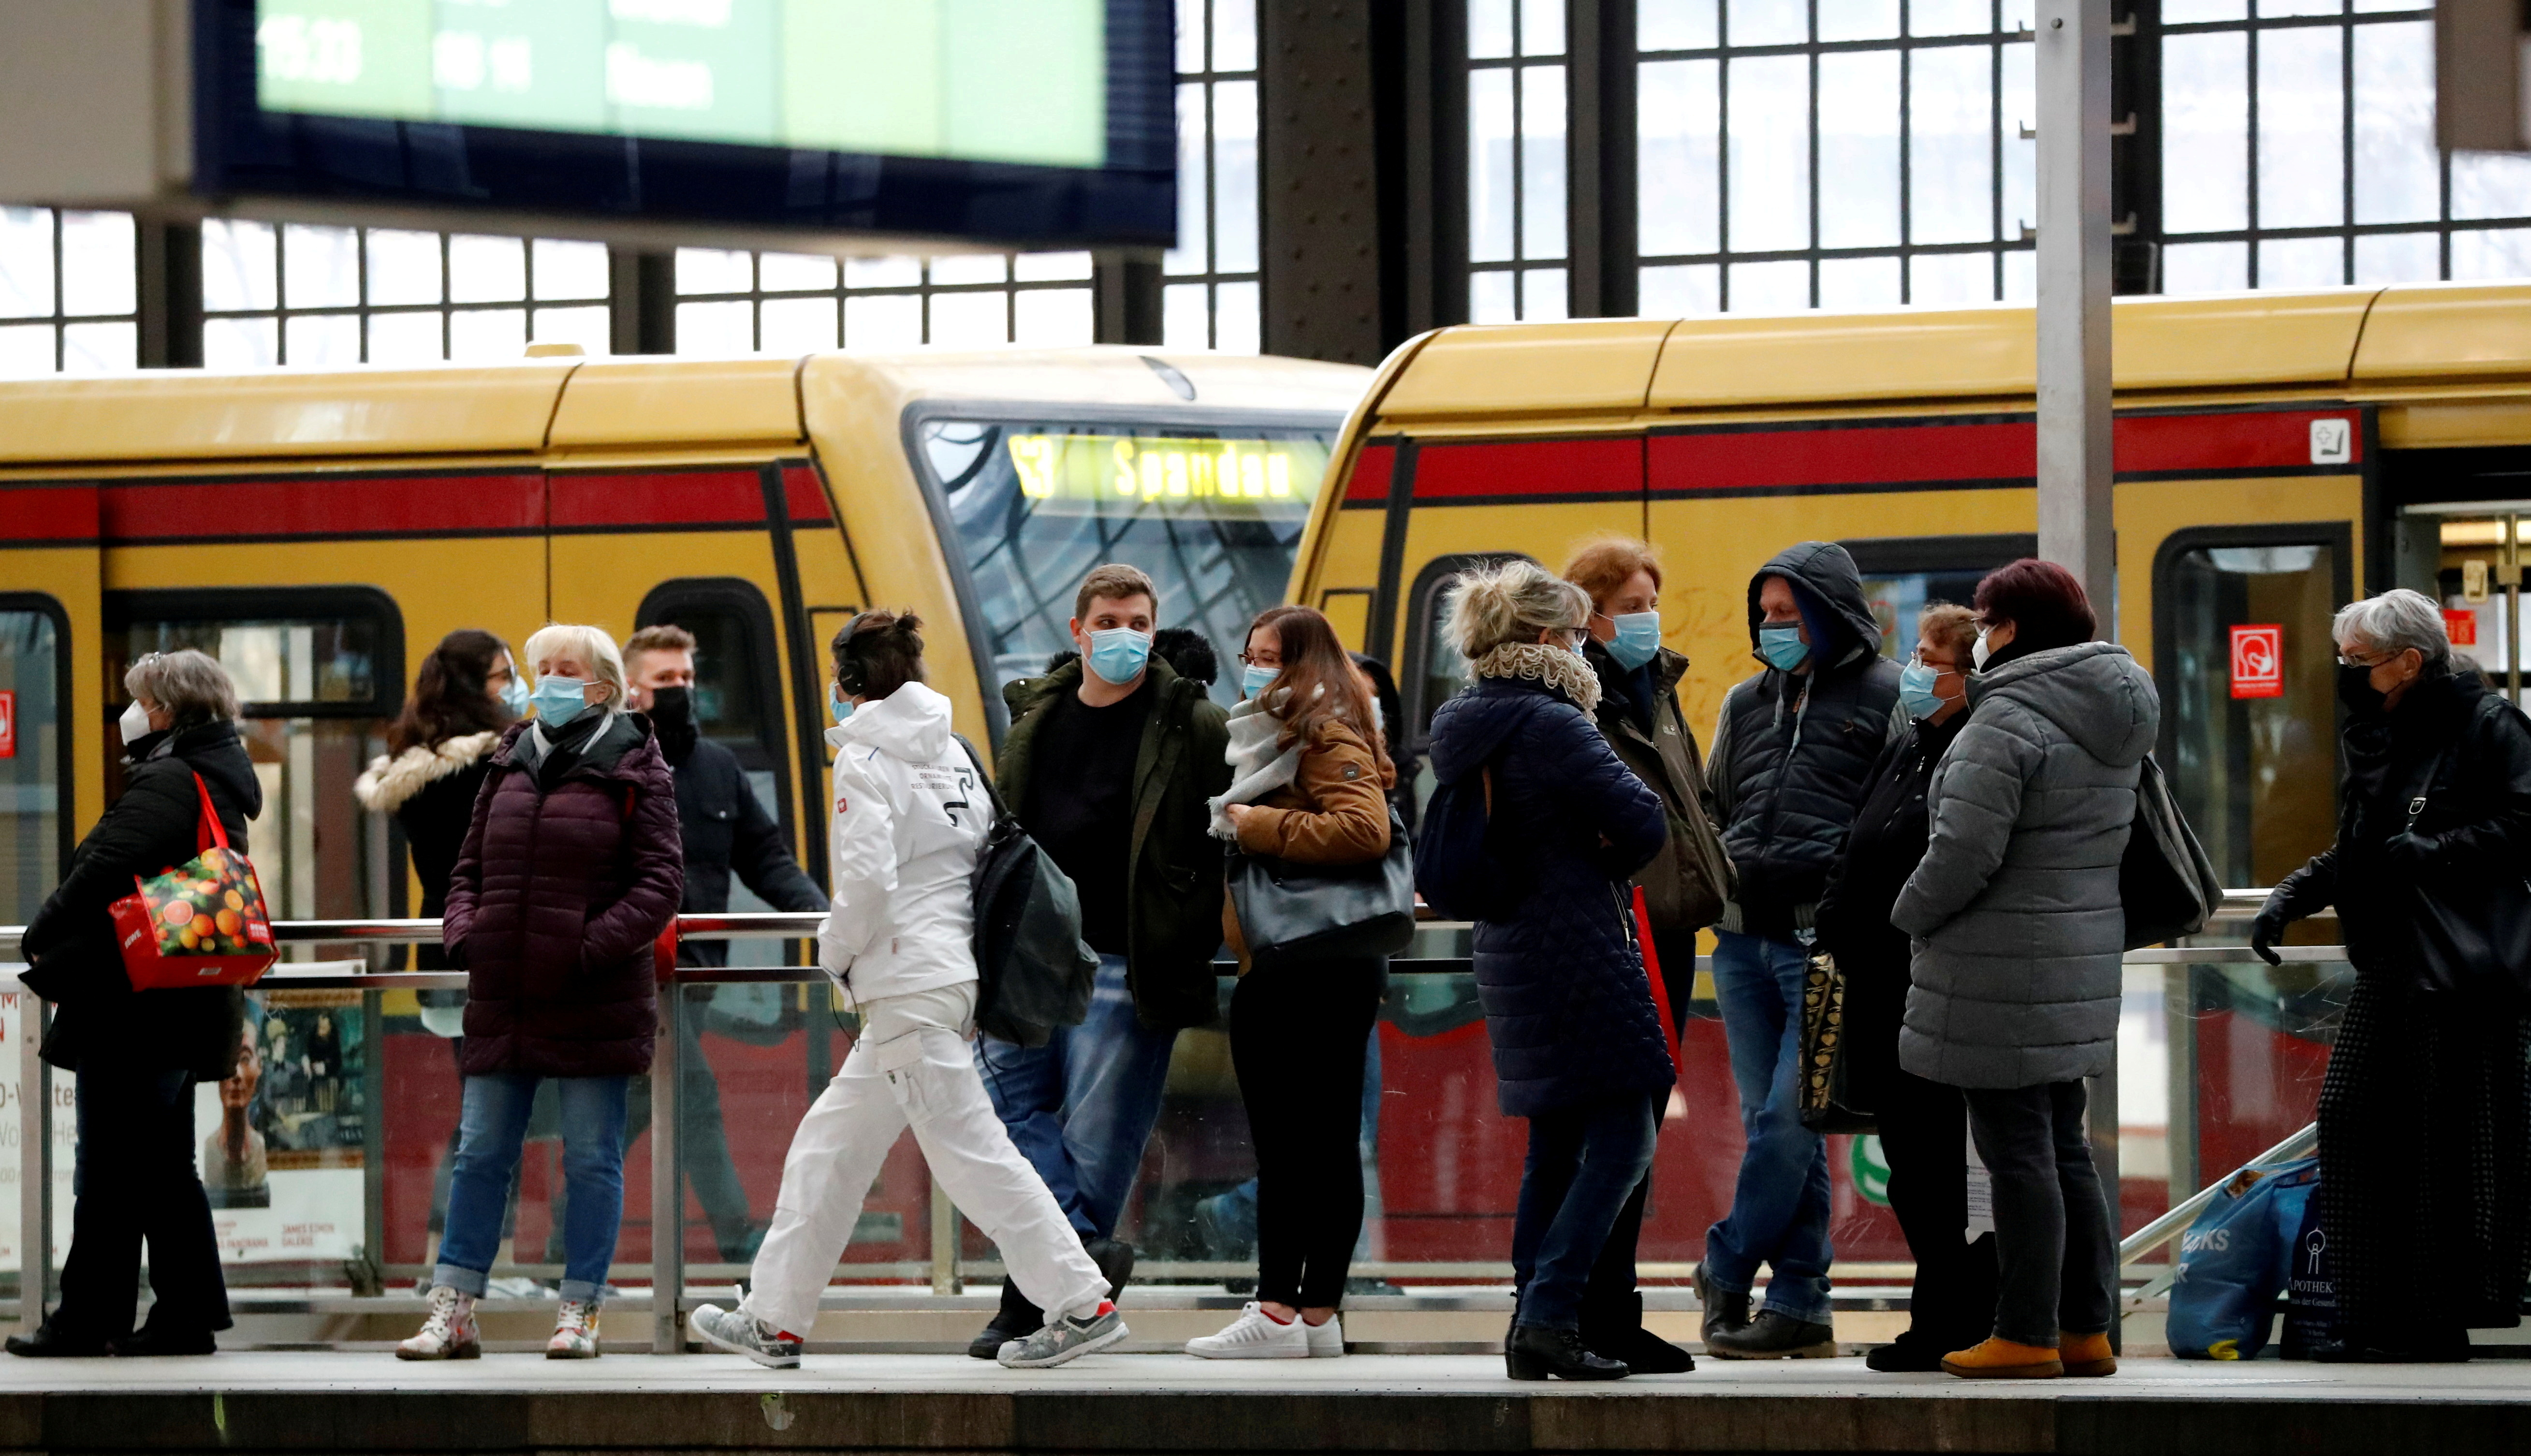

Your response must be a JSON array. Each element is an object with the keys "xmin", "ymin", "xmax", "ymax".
[{"xmin": 108, "ymin": 772, "xmax": 278, "ymax": 990}]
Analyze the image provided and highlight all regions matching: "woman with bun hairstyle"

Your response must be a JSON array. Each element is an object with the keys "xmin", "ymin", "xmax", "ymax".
[
  {"xmin": 1422, "ymin": 560, "xmax": 1672, "ymax": 1381},
  {"xmin": 1184, "ymin": 605, "xmax": 1395, "ymax": 1360},
  {"xmin": 688, "ymin": 612, "xmax": 1126, "ymax": 1371}
]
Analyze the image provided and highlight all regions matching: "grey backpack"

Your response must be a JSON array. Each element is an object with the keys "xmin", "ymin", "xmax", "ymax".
[{"xmin": 953, "ymin": 736, "xmax": 1098, "ymax": 1047}]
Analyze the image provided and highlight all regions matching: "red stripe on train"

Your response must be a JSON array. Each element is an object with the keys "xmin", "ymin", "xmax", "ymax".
[
  {"xmin": 781, "ymin": 466, "xmax": 833, "ymax": 523},
  {"xmin": 0, "ymin": 486, "xmax": 101, "ymax": 542},
  {"xmin": 1343, "ymin": 442, "xmax": 1398, "ymax": 504},
  {"xmin": 1415, "ymin": 437, "xmax": 1642, "ymax": 498},
  {"xmin": 550, "ymin": 470, "xmax": 767, "ymax": 528},
  {"xmin": 97, "ymin": 475, "xmax": 545, "ymax": 539}
]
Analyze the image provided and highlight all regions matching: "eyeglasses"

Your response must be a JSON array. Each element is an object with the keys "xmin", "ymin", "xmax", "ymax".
[{"xmin": 1237, "ymin": 651, "xmax": 1280, "ymax": 667}]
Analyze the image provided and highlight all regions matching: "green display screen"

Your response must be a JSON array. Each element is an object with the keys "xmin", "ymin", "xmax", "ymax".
[{"xmin": 253, "ymin": 0, "xmax": 1108, "ymax": 170}]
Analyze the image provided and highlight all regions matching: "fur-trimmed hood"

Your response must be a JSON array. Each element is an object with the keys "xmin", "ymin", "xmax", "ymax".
[{"xmin": 354, "ymin": 732, "xmax": 500, "ymax": 815}]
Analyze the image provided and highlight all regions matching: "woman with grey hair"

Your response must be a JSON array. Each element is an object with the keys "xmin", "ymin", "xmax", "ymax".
[
  {"xmin": 2253, "ymin": 586, "xmax": 2531, "ymax": 1363},
  {"xmin": 12, "ymin": 649, "xmax": 257, "ymax": 1357},
  {"xmin": 1422, "ymin": 559, "xmax": 1672, "ymax": 1380}
]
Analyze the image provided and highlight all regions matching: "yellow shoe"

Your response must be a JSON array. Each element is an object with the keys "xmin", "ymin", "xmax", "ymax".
[
  {"xmin": 1940, "ymin": 1336, "xmax": 2064, "ymax": 1379},
  {"xmin": 2059, "ymin": 1331, "xmax": 2116, "ymax": 1377}
]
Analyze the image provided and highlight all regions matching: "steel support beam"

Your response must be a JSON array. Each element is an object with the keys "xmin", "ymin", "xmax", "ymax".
[{"xmin": 649, "ymin": 991, "xmax": 684, "ymax": 1353}]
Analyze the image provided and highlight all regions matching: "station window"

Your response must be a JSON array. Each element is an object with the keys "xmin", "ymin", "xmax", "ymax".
[
  {"xmin": 670, "ymin": 248, "xmax": 1096, "ymax": 353},
  {"xmin": 1635, "ymin": 0, "xmax": 2039, "ymax": 313},
  {"xmin": 106, "ymin": 590, "xmax": 403, "ymax": 956},
  {"xmin": 199, "ymin": 222, "xmax": 612, "ymax": 367},
  {"xmin": 1469, "ymin": 0, "xmax": 1571, "ymax": 322},
  {"xmin": 1165, "ymin": 0, "xmax": 1264, "ymax": 351},
  {"xmin": 0, "ymin": 208, "xmax": 139, "ymax": 376},
  {"xmin": 2158, "ymin": 2, "xmax": 2531, "ymax": 291},
  {"xmin": 0, "ymin": 597, "xmax": 70, "ymax": 924}
]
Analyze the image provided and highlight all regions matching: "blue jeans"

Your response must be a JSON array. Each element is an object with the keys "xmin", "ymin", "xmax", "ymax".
[
  {"xmin": 1702, "ymin": 929, "xmax": 1835, "ymax": 1324},
  {"xmin": 973, "ymin": 955, "xmax": 1180, "ymax": 1238},
  {"xmin": 436, "ymin": 1073, "xmax": 630, "ymax": 1302},
  {"xmin": 1511, "ymin": 1093, "xmax": 1659, "ymax": 1331}
]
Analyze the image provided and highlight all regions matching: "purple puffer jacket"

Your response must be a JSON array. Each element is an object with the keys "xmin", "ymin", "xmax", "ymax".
[{"xmin": 442, "ymin": 715, "xmax": 683, "ymax": 1077}]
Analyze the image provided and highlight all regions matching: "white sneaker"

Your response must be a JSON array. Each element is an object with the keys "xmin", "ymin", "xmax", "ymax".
[
  {"xmin": 395, "ymin": 1285, "xmax": 481, "ymax": 1361},
  {"xmin": 1185, "ymin": 1302, "xmax": 1311, "ymax": 1359},
  {"xmin": 995, "ymin": 1303, "xmax": 1129, "ymax": 1368},
  {"xmin": 545, "ymin": 1298, "xmax": 601, "ymax": 1359},
  {"xmin": 1304, "ymin": 1313, "xmax": 1345, "ymax": 1357}
]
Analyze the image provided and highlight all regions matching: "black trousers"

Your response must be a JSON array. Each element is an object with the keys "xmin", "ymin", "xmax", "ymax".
[
  {"xmin": 1877, "ymin": 1068, "xmax": 1999, "ymax": 1350},
  {"xmin": 1229, "ymin": 954, "xmax": 1386, "ymax": 1309},
  {"xmin": 1962, "ymin": 1080, "xmax": 2113, "ymax": 1347},
  {"xmin": 55, "ymin": 1063, "xmax": 231, "ymax": 1339},
  {"xmin": 1578, "ymin": 926, "xmax": 1693, "ymax": 1340}
]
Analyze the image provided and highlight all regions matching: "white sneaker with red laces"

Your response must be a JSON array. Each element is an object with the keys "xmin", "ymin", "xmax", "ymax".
[
  {"xmin": 546, "ymin": 1298, "xmax": 601, "ymax": 1359},
  {"xmin": 1185, "ymin": 1302, "xmax": 1310, "ymax": 1359}
]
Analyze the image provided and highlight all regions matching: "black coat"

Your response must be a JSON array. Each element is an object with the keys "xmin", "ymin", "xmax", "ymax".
[
  {"xmin": 669, "ymin": 737, "xmax": 827, "ymax": 965},
  {"xmin": 1711, "ymin": 541, "xmax": 1903, "ymax": 939},
  {"xmin": 1815, "ymin": 711, "xmax": 1967, "ymax": 1108},
  {"xmin": 22, "ymin": 721, "xmax": 256, "ymax": 1078},
  {"xmin": 1426, "ymin": 665, "xmax": 1673, "ymax": 1118},
  {"xmin": 2270, "ymin": 664, "xmax": 2531, "ymax": 990}
]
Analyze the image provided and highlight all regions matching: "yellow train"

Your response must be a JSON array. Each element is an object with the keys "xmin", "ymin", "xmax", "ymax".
[{"xmin": 1292, "ymin": 284, "xmax": 2531, "ymax": 892}]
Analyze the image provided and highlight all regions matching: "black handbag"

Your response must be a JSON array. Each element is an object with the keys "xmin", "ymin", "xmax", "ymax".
[
  {"xmin": 2403, "ymin": 697, "xmax": 2531, "ymax": 1002},
  {"xmin": 953, "ymin": 736, "xmax": 1100, "ymax": 1048},
  {"xmin": 2121, "ymin": 753, "xmax": 2225, "ymax": 950},
  {"xmin": 1228, "ymin": 805, "xmax": 1417, "ymax": 970},
  {"xmin": 1797, "ymin": 950, "xmax": 1875, "ymax": 1134}
]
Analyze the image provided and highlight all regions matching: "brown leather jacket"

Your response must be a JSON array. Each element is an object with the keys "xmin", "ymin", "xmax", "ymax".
[{"xmin": 1222, "ymin": 717, "xmax": 1398, "ymax": 967}]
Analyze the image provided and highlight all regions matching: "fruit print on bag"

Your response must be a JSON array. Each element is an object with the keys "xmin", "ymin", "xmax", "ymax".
[{"xmin": 140, "ymin": 847, "xmax": 275, "ymax": 958}]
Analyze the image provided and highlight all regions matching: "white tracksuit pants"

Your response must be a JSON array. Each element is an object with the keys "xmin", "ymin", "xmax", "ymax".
[{"xmin": 740, "ymin": 981, "xmax": 1109, "ymax": 1339}]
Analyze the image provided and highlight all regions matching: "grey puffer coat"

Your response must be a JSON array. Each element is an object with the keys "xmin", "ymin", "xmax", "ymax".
[{"xmin": 1893, "ymin": 641, "xmax": 2158, "ymax": 1089}]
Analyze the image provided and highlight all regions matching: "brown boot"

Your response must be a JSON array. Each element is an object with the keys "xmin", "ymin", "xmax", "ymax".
[
  {"xmin": 2059, "ymin": 1331, "xmax": 2116, "ymax": 1377},
  {"xmin": 1940, "ymin": 1336, "xmax": 2063, "ymax": 1379}
]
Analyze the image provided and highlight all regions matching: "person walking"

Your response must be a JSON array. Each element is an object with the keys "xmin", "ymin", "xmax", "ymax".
[
  {"xmin": 1185, "ymin": 606, "xmax": 1396, "ymax": 1359},
  {"xmin": 1892, "ymin": 560, "xmax": 2154, "ymax": 1380},
  {"xmin": 2252, "ymin": 587, "xmax": 2531, "ymax": 1363},
  {"xmin": 397, "ymin": 624, "xmax": 683, "ymax": 1361},
  {"xmin": 688, "ymin": 612, "xmax": 1125, "ymax": 1370},
  {"xmin": 1423, "ymin": 560, "xmax": 1672, "ymax": 1381},
  {"xmin": 1698, "ymin": 542, "xmax": 1902, "ymax": 1359},
  {"xmin": 10, "ymin": 651, "xmax": 258, "ymax": 1357},
  {"xmin": 1563, "ymin": 538, "xmax": 1729, "ymax": 1375},
  {"xmin": 1813, "ymin": 602, "xmax": 2000, "ymax": 1372},
  {"xmin": 621, "ymin": 624, "xmax": 831, "ymax": 1264},
  {"xmin": 966, "ymin": 564, "xmax": 1232, "ymax": 1355}
]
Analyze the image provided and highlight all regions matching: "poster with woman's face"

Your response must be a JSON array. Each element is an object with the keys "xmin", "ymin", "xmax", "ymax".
[{"xmin": 195, "ymin": 988, "xmax": 365, "ymax": 1260}]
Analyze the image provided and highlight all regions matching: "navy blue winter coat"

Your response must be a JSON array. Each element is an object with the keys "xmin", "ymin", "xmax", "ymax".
[{"xmin": 1426, "ymin": 667, "xmax": 1674, "ymax": 1118}]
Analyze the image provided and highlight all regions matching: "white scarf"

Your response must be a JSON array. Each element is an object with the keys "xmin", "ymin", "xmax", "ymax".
[
  {"xmin": 1208, "ymin": 694, "xmax": 1303, "ymax": 839},
  {"xmin": 1470, "ymin": 641, "xmax": 1603, "ymax": 714}
]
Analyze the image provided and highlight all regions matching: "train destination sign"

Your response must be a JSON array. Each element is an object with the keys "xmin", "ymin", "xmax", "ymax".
[{"xmin": 1003, "ymin": 434, "xmax": 1331, "ymax": 516}]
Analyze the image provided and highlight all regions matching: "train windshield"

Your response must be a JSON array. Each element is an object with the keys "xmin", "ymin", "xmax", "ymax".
[{"xmin": 914, "ymin": 416, "xmax": 1340, "ymax": 706}]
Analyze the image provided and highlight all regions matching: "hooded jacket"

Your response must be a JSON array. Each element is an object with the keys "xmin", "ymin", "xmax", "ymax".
[
  {"xmin": 1582, "ymin": 641, "xmax": 1734, "ymax": 932},
  {"xmin": 443, "ymin": 713, "xmax": 683, "ymax": 1078},
  {"xmin": 356, "ymin": 730, "xmax": 500, "ymax": 924},
  {"xmin": 1709, "ymin": 541, "xmax": 1904, "ymax": 940},
  {"xmin": 1425, "ymin": 648, "xmax": 1673, "ymax": 1118},
  {"xmin": 1893, "ymin": 641, "xmax": 2159, "ymax": 1089},
  {"xmin": 23, "ymin": 719, "xmax": 259, "ymax": 1077},
  {"xmin": 819, "ymin": 681, "xmax": 990, "ymax": 1005}
]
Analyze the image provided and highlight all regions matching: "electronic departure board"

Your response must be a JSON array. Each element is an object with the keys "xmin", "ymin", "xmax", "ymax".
[{"xmin": 192, "ymin": 0, "xmax": 1175, "ymax": 249}]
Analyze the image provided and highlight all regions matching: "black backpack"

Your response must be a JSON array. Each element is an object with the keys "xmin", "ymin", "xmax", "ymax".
[
  {"xmin": 953, "ymin": 736, "xmax": 1099, "ymax": 1047},
  {"xmin": 1412, "ymin": 758, "xmax": 1500, "ymax": 922}
]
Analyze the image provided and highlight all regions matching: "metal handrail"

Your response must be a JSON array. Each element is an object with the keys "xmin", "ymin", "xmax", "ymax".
[{"xmin": 2116, "ymin": 1121, "xmax": 2319, "ymax": 1268}]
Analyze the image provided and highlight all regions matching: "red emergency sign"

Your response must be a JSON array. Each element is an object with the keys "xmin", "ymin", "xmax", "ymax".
[
  {"xmin": 2230, "ymin": 625, "xmax": 2283, "ymax": 699},
  {"xmin": 2445, "ymin": 609, "xmax": 2479, "ymax": 647},
  {"xmin": 0, "ymin": 690, "xmax": 14, "ymax": 759}
]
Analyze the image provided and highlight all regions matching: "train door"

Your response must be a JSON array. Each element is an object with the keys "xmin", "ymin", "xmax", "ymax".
[{"xmin": 0, "ymin": 484, "xmax": 95, "ymax": 923}]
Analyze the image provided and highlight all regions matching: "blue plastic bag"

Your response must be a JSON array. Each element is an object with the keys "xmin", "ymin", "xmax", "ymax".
[{"xmin": 2167, "ymin": 1156, "xmax": 2319, "ymax": 1360}]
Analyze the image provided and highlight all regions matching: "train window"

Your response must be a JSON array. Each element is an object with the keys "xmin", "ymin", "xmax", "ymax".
[
  {"xmin": 106, "ymin": 588, "xmax": 403, "ymax": 953},
  {"xmin": 911, "ymin": 413, "xmax": 1341, "ymax": 710},
  {"xmin": 1403, "ymin": 553, "xmax": 1534, "ymax": 749},
  {"xmin": 0, "ymin": 597, "xmax": 68, "ymax": 927},
  {"xmin": 1843, "ymin": 534, "xmax": 2038, "ymax": 659},
  {"xmin": 2154, "ymin": 529, "xmax": 2350, "ymax": 889}
]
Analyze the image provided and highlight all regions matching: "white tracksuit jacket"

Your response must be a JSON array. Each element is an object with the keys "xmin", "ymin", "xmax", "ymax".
[{"xmin": 818, "ymin": 680, "xmax": 991, "ymax": 1003}]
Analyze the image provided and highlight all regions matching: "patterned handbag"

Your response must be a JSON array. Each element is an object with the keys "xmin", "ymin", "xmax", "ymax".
[
  {"xmin": 1797, "ymin": 950, "xmax": 1875, "ymax": 1134},
  {"xmin": 108, "ymin": 772, "xmax": 278, "ymax": 990}
]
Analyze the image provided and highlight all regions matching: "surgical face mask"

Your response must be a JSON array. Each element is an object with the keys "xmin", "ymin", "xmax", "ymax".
[
  {"xmin": 830, "ymin": 685, "xmax": 855, "ymax": 722},
  {"xmin": 1972, "ymin": 628, "xmax": 1994, "ymax": 670},
  {"xmin": 1242, "ymin": 663, "xmax": 1279, "ymax": 699},
  {"xmin": 1899, "ymin": 661, "xmax": 1949, "ymax": 721},
  {"xmin": 531, "ymin": 674, "xmax": 593, "ymax": 728},
  {"xmin": 1605, "ymin": 611, "xmax": 1662, "ymax": 672},
  {"xmin": 1086, "ymin": 627, "xmax": 1153, "ymax": 685},
  {"xmin": 498, "ymin": 674, "xmax": 530, "ymax": 716},
  {"xmin": 118, "ymin": 700, "xmax": 153, "ymax": 744},
  {"xmin": 1757, "ymin": 624, "xmax": 1810, "ymax": 671}
]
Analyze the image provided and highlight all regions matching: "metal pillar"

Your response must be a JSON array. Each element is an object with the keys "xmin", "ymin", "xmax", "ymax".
[
  {"xmin": 2035, "ymin": 0, "xmax": 2121, "ymax": 1330},
  {"xmin": 649, "ymin": 991, "xmax": 683, "ymax": 1353},
  {"xmin": 15, "ymin": 993, "xmax": 46, "ymax": 1333}
]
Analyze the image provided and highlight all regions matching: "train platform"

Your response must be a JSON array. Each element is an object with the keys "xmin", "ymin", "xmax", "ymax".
[{"xmin": 0, "ymin": 1348, "xmax": 2523, "ymax": 1456}]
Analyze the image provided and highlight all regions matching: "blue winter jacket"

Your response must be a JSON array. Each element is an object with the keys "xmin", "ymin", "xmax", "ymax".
[{"xmin": 1426, "ymin": 669, "xmax": 1674, "ymax": 1117}]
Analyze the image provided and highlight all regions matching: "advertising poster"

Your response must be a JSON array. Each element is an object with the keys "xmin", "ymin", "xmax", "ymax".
[{"xmin": 194, "ymin": 989, "xmax": 366, "ymax": 1264}]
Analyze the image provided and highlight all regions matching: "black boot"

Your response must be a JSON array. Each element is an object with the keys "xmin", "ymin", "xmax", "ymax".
[
  {"xmin": 966, "ymin": 1277, "xmax": 1042, "ymax": 1360},
  {"xmin": 1083, "ymin": 1235, "xmax": 1135, "ymax": 1301},
  {"xmin": 1690, "ymin": 1261, "xmax": 1750, "ymax": 1345},
  {"xmin": 1863, "ymin": 1329, "xmax": 1948, "ymax": 1372},
  {"xmin": 1582, "ymin": 1293, "xmax": 1693, "ymax": 1373},
  {"xmin": 1706, "ymin": 1308, "xmax": 1838, "ymax": 1360},
  {"xmin": 1506, "ymin": 1323, "xmax": 1629, "ymax": 1381},
  {"xmin": 5, "ymin": 1323, "xmax": 113, "ymax": 1358}
]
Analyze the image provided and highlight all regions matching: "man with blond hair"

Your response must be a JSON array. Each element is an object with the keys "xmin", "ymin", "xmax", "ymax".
[{"xmin": 964, "ymin": 563, "xmax": 1232, "ymax": 1356}]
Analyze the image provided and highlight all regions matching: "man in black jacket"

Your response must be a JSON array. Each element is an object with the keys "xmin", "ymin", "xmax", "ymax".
[
  {"xmin": 1697, "ymin": 541, "xmax": 1902, "ymax": 1359},
  {"xmin": 624, "ymin": 626, "xmax": 831, "ymax": 1263}
]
